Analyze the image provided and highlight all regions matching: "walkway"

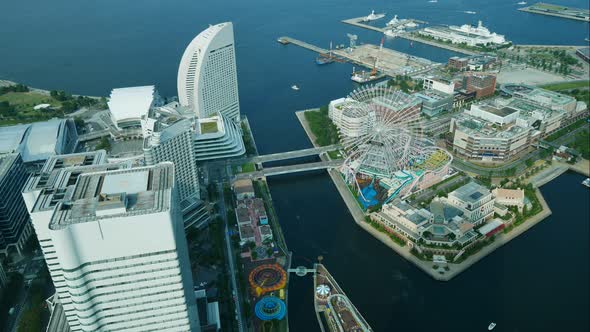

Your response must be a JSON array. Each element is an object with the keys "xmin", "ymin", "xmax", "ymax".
[{"xmin": 236, "ymin": 160, "xmax": 343, "ymax": 179}]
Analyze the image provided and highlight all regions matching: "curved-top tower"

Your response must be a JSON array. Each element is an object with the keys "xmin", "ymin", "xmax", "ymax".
[{"xmin": 178, "ymin": 22, "xmax": 240, "ymax": 122}]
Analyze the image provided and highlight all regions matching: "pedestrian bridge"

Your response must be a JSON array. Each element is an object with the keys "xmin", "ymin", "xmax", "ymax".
[
  {"xmin": 236, "ymin": 159, "xmax": 343, "ymax": 179},
  {"xmin": 251, "ymin": 144, "xmax": 341, "ymax": 163}
]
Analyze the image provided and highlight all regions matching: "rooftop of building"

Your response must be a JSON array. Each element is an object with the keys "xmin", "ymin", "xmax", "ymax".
[
  {"xmin": 478, "ymin": 104, "xmax": 518, "ymax": 117},
  {"xmin": 501, "ymin": 84, "xmax": 575, "ymax": 106},
  {"xmin": 0, "ymin": 118, "xmax": 75, "ymax": 163},
  {"xmin": 429, "ymin": 200, "xmax": 464, "ymax": 224},
  {"xmin": 49, "ymin": 163, "xmax": 174, "ymax": 229},
  {"xmin": 492, "ymin": 188, "xmax": 525, "ymax": 200},
  {"xmin": 233, "ymin": 178, "xmax": 255, "ymax": 195},
  {"xmin": 108, "ymin": 85, "xmax": 158, "ymax": 122},
  {"xmin": 414, "ymin": 89, "xmax": 453, "ymax": 102},
  {"xmin": 24, "ymin": 151, "xmax": 107, "ymax": 193},
  {"xmin": 390, "ymin": 200, "xmax": 432, "ymax": 226},
  {"xmin": 31, "ymin": 162, "xmax": 131, "ymax": 213},
  {"xmin": 450, "ymin": 181, "xmax": 491, "ymax": 204},
  {"xmin": 454, "ymin": 112, "xmax": 529, "ymax": 139}
]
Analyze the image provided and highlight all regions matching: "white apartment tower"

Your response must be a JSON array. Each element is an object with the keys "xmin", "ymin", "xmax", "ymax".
[
  {"xmin": 47, "ymin": 163, "xmax": 199, "ymax": 332},
  {"xmin": 178, "ymin": 22, "xmax": 241, "ymax": 122}
]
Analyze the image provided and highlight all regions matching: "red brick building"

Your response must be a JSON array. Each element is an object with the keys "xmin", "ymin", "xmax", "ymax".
[{"xmin": 463, "ymin": 72, "xmax": 497, "ymax": 99}]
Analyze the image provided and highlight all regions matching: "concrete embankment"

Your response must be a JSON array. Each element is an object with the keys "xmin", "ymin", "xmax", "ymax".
[{"xmin": 295, "ymin": 108, "xmax": 570, "ymax": 281}]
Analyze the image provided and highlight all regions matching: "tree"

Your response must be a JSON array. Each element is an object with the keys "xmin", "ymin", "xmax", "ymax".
[
  {"xmin": 74, "ymin": 116, "xmax": 84, "ymax": 131},
  {"xmin": 95, "ymin": 137, "xmax": 111, "ymax": 152}
]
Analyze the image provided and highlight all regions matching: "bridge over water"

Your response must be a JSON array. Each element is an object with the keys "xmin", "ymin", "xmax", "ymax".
[{"xmin": 236, "ymin": 159, "xmax": 343, "ymax": 179}]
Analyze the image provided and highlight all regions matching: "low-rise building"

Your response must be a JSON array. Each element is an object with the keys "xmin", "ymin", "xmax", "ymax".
[
  {"xmin": 463, "ymin": 72, "xmax": 497, "ymax": 99},
  {"xmin": 492, "ymin": 188, "xmax": 525, "ymax": 209},
  {"xmin": 107, "ymin": 85, "xmax": 162, "ymax": 132},
  {"xmin": 446, "ymin": 181, "xmax": 495, "ymax": 226},
  {"xmin": 501, "ymin": 84, "xmax": 583, "ymax": 116},
  {"xmin": 414, "ymin": 89, "xmax": 454, "ymax": 117},
  {"xmin": 477, "ymin": 219, "xmax": 505, "ymax": 237},
  {"xmin": 233, "ymin": 178, "xmax": 255, "ymax": 200},
  {"xmin": 375, "ymin": 200, "xmax": 432, "ymax": 241},
  {"xmin": 423, "ymin": 76, "xmax": 455, "ymax": 94},
  {"xmin": 448, "ymin": 56, "xmax": 469, "ymax": 71},
  {"xmin": 450, "ymin": 113, "xmax": 534, "ymax": 161}
]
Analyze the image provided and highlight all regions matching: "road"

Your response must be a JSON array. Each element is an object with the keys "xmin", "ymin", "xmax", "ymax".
[{"xmin": 217, "ymin": 182, "xmax": 245, "ymax": 332}]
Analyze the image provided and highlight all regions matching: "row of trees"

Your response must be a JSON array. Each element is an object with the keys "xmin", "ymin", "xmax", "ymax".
[
  {"xmin": 0, "ymin": 83, "xmax": 29, "ymax": 95},
  {"xmin": 50, "ymin": 90, "xmax": 103, "ymax": 113}
]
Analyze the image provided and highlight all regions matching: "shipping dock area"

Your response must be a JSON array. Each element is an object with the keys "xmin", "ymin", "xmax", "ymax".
[
  {"xmin": 518, "ymin": 2, "xmax": 590, "ymax": 22},
  {"xmin": 313, "ymin": 263, "xmax": 373, "ymax": 332},
  {"xmin": 277, "ymin": 36, "xmax": 439, "ymax": 77},
  {"xmin": 342, "ymin": 16, "xmax": 387, "ymax": 33}
]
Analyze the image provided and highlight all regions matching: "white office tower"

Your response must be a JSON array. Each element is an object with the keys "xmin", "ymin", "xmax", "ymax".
[
  {"xmin": 178, "ymin": 22, "xmax": 241, "ymax": 122},
  {"xmin": 144, "ymin": 119, "xmax": 199, "ymax": 200},
  {"xmin": 47, "ymin": 163, "xmax": 199, "ymax": 332},
  {"xmin": 22, "ymin": 151, "xmax": 124, "ymax": 331}
]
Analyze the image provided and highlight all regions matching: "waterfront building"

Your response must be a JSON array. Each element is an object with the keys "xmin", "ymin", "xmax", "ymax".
[
  {"xmin": 467, "ymin": 55, "xmax": 498, "ymax": 71},
  {"xmin": 233, "ymin": 178, "xmax": 255, "ymax": 200},
  {"xmin": 178, "ymin": 22, "xmax": 241, "ymax": 122},
  {"xmin": 423, "ymin": 76, "xmax": 455, "ymax": 94},
  {"xmin": 328, "ymin": 97, "xmax": 373, "ymax": 138},
  {"xmin": 375, "ymin": 200, "xmax": 433, "ymax": 241},
  {"xmin": 0, "ymin": 119, "xmax": 78, "ymax": 164},
  {"xmin": 419, "ymin": 20, "xmax": 509, "ymax": 47},
  {"xmin": 47, "ymin": 163, "xmax": 200, "ymax": 331},
  {"xmin": 414, "ymin": 89, "xmax": 454, "ymax": 117},
  {"xmin": 108, "ymin": 86, "xmax": 162, "ymax": 133},
  {"xmin": 446, "ymin": 181, "xmax": 494, "ymax": 226},
  {"xmin": 492, "ymin": 188, "xmax": 525, "ymax": 210},
  {"xmin": 477, "ymin": 219, "xmax": 505, "ymax": 237},
  {"xmin": 462, "ymin": 72, "xmax": 497, "ymax": 99},
  {"xmin": 0, "ymin": 153, "xmax": 32, "ymax": 256},
  {"xmin": 144, "ymin": 118, "xmax": 199, "ymax": 200},
  {"xmin": 193, "ymin": 114, "xmax": 245, "ymax": 161}
]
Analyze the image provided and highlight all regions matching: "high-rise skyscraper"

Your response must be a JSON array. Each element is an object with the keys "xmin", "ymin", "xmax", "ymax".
[
  {"xmin": 178, "ymin": 22, "xmax": 241, "ymax": 122},
  {"xmin": 0, "ymin": 153, "xmax": 32, "ymax": 256},
  {"xmin": 143, "ymin": 119, "xmax": 199, "ymax": 200},
  {"xmin": 22, "ymin": 151, "xmax": 123, "ymax": 331},
  {"xmin": 47, "ymin": 163, "xmax": 199, "ymax": 331}
]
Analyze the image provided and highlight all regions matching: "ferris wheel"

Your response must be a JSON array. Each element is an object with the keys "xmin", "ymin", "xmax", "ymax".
[{"xmin": 338, "ymin": 86, "xmax": 451, "ymax": 199}]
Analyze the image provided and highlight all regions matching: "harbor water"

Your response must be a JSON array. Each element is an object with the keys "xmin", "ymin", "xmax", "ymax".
[{"xmin": 1, "ymin": 0, "xmax": 588, "ymax": 330}]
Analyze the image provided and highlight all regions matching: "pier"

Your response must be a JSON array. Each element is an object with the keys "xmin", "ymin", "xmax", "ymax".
[
  {"xmin": 278, "ymin": 36, "xmax": 440, "ymax": 76},
  {"xmin": 518, "ymin": 3, "xmax": 590, "ymax": 22},
  {"xmin": 341, "ymin": 17, "xmax": 386, "ymax": 33}
]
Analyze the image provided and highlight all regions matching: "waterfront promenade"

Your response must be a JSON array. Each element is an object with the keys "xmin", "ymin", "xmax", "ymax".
[{"xmin": 295, "ymin": 108, "xmax": 587, "ymax": 281}]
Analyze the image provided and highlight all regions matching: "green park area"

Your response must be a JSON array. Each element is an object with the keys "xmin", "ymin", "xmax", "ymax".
[
  {"xmin": 387, "ymin": 75, "xmax": 424, "ymax": 93},
  {"xmin": 0, "ymin": 84, "xmax": 104, "ymax": 126},
  {"xmin": 304, "ymin": 105, "xmax": 340, "ymax": 146}
]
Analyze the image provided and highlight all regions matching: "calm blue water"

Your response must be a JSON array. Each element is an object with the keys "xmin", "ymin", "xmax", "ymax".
[{"xmin": 1, "ymin": 1, "xmax": 588, "ymax": 331}]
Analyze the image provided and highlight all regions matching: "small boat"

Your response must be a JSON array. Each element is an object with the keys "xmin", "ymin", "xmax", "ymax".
[
  {"xmin": 361, "ymin": 10, "xmax": 386, "ymax": 22},
  {"xmin": 488, "ymin": 322, "xmax": 497, "ymax": 330},
  {"xmin": 464, "ymin": 11, "xmax": 477, "ymax": 14},
  {"xmin": 582, "ymin": 178, "xmax": 590, "ymax": 188},
  {"xmin": 428, "ymin": 0, "xmax": 438, "ymax": 3},
  {"xmin": 517, "ymin": 1, "xmax": 527, "ymax": 5},
  {"xmin": 291, "ymin": 85, "xmax": 299, "ymax": 91}
]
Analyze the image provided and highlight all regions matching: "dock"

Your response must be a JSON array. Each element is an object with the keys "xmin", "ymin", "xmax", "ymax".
[
  {"xmin": 518, "ymin": 2, "xmax": 590, "ymax": 22},
  {"xmin": 341, "ymin": 17, "xmax": 387, "ymax": 33},
  {"xmin": 277, "ymin": 37, "xmax": 328, "ymax": 54},
  {"xmin": 278, "ymin": 36, "xmax": 440, "ymax": 77},
  {"xmin": 397, "ymin": 33, "xmax": 481, "ymax": 56}
]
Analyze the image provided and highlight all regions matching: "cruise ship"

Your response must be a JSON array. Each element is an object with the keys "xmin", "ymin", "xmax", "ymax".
[
  {"xmin": 361, "ymin": 10, "xmax": 386, "ymax": 22},
  {"xmin": 419, "ymin": 20, "xmax": 509, "ymax": 47},
  {"xmin": 313, "ymin": 263, "xmax": 373, "ymax": 332}
]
